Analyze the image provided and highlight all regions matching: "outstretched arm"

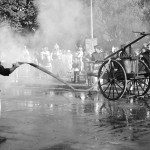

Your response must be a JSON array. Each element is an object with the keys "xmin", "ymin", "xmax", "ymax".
[
  {"xmin": 0, "ymin": 62, "xmax": 20, "ymax": 76},
  {"xmin": 9, "ymin": 62, "xmax": 20, "ymax": 74}
]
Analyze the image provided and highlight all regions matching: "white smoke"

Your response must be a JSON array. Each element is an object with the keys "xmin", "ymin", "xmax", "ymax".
[
  {"xmin": 0, "ymin": 0, "xmax": 89, "ymax": 63},
  {"xmin": 33, "ymin": 0, "xmax": 89, "ymax": 49},
  {"xmin": 0, "ymin": 25, "xmax": 26, "ymax": 66},
  {"xmin": 0, "ymin": 0, "xmax": 89, "ymax": 85}
]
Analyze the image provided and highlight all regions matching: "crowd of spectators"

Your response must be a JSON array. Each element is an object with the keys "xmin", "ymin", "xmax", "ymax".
[
  {"xmin": 72, "ymin": 45, "xmax": 104, "ymax": 84},
  {"xmin": 0, "ymin": 43, "xmax": 106, "ymax": 84}
]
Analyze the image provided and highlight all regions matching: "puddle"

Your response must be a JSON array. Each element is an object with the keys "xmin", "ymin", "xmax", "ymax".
[{"xmin": 0, "ymin": 87, "xmax": 150, "ymax": 150}]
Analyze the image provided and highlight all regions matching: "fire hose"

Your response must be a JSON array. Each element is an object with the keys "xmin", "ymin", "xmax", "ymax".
[{"xmin": 18, "ymin": 60, "xmax": 111, "ymax": 92}]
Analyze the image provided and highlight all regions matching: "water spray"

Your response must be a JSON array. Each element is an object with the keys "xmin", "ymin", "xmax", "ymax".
[{"xmin": 17, "ymin": 60, "xmax": 110, "ymax": 92}]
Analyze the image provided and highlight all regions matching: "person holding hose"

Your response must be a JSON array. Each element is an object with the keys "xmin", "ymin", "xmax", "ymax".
[
  {"xmin": 0, "ymin": 62, "xmax": 20, "ymax": 76},
  {"xmin": 0, "ymin": 61, "xmax": 19, "ymax": 143}
]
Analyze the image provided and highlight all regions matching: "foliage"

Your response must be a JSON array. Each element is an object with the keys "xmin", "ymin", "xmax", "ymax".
[
  {"xmin": 0, "ymin": 0, "xmax": 38, "ymax": 34},
  {"xmin": 1, "ymin": 0, "xmax": 150, "ymax": 51},
  {"xmin": 93, "ymin": 0, "xmax": 149, "ymax": 49}
]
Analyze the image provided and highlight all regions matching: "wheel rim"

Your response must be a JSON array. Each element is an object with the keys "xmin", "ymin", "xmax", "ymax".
[
  {"xmin": 98, "ymin": 60, "xmax": 127, "ymax": 100},
  {"xmin": 127, "ymin": 60, "xmax": 150, "ymax": 96}
]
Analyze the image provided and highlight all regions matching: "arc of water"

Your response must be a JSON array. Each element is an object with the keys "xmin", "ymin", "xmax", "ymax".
[{"xmin": 18, "ymin": 60, "xmax": 111, "ymax": 92}]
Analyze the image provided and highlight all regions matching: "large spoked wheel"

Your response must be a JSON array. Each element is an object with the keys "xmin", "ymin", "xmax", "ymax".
[
  {"xmin": 127, "ymin": 60, "xmax": 150, "ymax": 96},
  {"xmin": 98, "ymin": 60, "xmax": 127, "ymax": 101}
]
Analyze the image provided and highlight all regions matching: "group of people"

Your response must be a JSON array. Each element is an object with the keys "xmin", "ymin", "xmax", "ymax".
[
  {"xmin": 38, "ymin": 44, "xmax": 73, "ymax": 78},
  {"xmin": 0, "ymin": 43, "xmax": 112, "ymax": 85},
  {"xmin": 72, "ymin": 45, "xmax": 104, "ymax": 84},
  {"xmin": 0, "ymin": 44, "xmax": 74, "ymax": 82},
  {"xmin": 71, "ymin": 41, "xmax": 150, "ymax": 84}
]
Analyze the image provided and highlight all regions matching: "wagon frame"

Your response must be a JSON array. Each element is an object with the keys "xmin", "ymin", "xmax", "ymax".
[{"xmin": 98, "ymin": 32, "xmax": 150, "ymax": 100}]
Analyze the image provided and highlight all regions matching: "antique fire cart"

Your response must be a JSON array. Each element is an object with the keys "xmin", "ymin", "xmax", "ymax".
[{"xmin": 98, "ymin": 32, "xmax": 150, "ymax": 100}]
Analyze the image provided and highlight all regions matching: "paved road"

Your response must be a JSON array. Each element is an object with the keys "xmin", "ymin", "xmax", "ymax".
[{"xmin": 0, "ymin": 86, "xmax": 150, "ymax": 150}]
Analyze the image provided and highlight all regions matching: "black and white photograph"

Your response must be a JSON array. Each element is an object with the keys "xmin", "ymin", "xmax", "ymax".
[{"xmin": 0, "ymin": 0, "xmax": 150, "ymax": 150}]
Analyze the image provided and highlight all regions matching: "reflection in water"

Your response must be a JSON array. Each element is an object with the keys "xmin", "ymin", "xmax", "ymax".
[
  {"xmin": 2, "ymin": 88, "xmax": 150, "ymax": 124},
  {"xmin": 84, "ymin": 103, "xmax": 94, "ymax": 113},
  {"xmin": 98, "ymin": 97, "xmax": 150, "ymax": 126},
  {"xmin": 2, "ymin": 88, "xmax": 150, "ymax": 144}
]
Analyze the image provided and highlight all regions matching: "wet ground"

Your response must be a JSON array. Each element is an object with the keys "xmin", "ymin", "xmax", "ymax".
[{"xmin": 0, "ymin": 86, "xmax": 150, "ymax": 150}]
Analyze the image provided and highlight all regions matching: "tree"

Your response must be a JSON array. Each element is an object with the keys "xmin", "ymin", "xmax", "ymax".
[
  {"xmin": 0, "ymin": 0, "xmax": 38, "ymax": 34},
  {"xmin": 91, "ymin": 0, "xmax": 150, "ymax": 51}
]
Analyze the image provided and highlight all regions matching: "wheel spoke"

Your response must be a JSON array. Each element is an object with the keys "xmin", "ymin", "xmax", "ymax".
[
  {"xmin": 115, "ymin": 82, "xmax": 124, "ymax": 90},
  {"xmin": 100, "ymin": 81, "xmax": 109, "ymax": 86},
  {"xmin": 103, "ymin": 82, "xmax": 111, "ymax": 93},
  {"xmin": 138, "ymin": 79, "xmax": 148, "ymax": 86},
  {"xmin": 136, "ymin": 81, "xmax": 140, "ymax": 95},
  {"xmin": 138, "ymin": 81, "xmax": 145, "ymax": 92},
  {"xmin": 112, "ymin": 83, "xmax": 115, "ymax": 99},
  {"xmin": 108, "ymin": 83, "xmax": 112, "ymax": 98},
  {"xmin": 128, "ymin": 80, "xmax": 133, "ymax": 90},
  {"xmin": 114, "ymin": 83, "xmax": 119, "ymax": 96}
]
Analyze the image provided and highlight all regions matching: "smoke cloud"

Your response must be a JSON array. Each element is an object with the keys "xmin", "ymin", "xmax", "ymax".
[
  {"xmin": 0, "ymin": 25, "xmax": 25, "ymax": 66},
  {"xmin": 1, "ymin": 0, "xmax": 150, "ymax": 86},
  {"xmin": 0, "ymin": 0, "xmax": 90, "ymax": 62},
  {"xmin": 32, "ymin": 0, "xmax": 89, "ymax": 50},
  {"xmin": 0, "ymin": 0, "xmax": 90, "ymax": 85}
]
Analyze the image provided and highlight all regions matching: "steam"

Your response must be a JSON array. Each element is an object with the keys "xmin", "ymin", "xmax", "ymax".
[
  {"xmin": 0, "ymin": 0, "xmax": 150, "ymax": 86},
  {"xmin": 0, "ymin": 25, "xmax": 25, "ymax": 66},
  {"xmin": 0, "ymin": 0, "xmax": 89, "ymax": 86},
  {"xmin": 32, "ymin": 0, "xmax": 89, "ymax": 49},
  {"xmin": 0, "ymin": 0, "xmax": 89, "ymax": 64}
]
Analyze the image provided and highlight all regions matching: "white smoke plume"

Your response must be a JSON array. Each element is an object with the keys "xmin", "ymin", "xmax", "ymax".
[
  {"xmin": 0, "ymin": 0, "xmax": 90, "ymax": 86},
  {"xmin": 0, "ymin": 0, "xmax": 89, "ymax": 62},
  {"xmin": 0, "ymin": 25, "xmax": 26, "ymax": 66},
  {"xmin": 32, "ymin": 0, "xmax": 89, "ymax": 50}
]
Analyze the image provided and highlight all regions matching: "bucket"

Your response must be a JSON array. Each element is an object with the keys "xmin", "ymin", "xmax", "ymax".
[
  {"xmin": 123, "ymin": 59, "xmax": 131, "ymax": 73},
  {"xmin": 123, "ymin": 59, "xmax": 137, "ymax": 73}
]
